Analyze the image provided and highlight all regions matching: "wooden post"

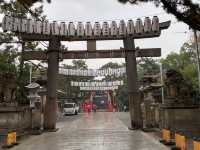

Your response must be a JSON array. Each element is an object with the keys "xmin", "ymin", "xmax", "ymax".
[
  {"xmin": 124, "ymin": 38, "xmax": 142, "ymax": 129},
  {"xmin": 44, "ymin": 38, "xmax": 60, "ymax": 130},
  {"xmin": 87, "ymin": 40, "xmax": 96, "ymax": 51}
]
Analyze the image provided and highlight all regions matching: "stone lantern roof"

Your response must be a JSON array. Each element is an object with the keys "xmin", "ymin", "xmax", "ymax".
[
  {"xmin": 25, "ymin": 82, "xmax": 40, "ymax": 89},
  {"xmin": 139, "ymin": 83, "xmax": 163, "ymax": 92}
]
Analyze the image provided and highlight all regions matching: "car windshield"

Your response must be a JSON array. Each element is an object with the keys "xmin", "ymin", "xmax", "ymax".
[{"xmin": 64, "ymin": 104, "xmax": 74, "ymax": 108}]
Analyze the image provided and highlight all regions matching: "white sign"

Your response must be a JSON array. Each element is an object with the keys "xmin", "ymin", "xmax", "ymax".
[
  {"xmin": 71, "ymin": 80, "xmax": 124, "ymax": 87},
  {"xmin": 80, "ymin": 86, "xmax": 119, "ymax": 91},
  {"xmin": 59, "ymin": 67, "xmax": 126, "ymax": 77}
]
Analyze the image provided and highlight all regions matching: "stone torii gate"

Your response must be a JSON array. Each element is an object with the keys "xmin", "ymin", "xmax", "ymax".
[{"xmin": 2, "ymin": 15, "xmax": 170, "ymax": 130}]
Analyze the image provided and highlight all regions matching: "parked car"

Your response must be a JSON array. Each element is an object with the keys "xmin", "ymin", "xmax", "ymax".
[{"xmin": 63, "ymin": 103, "xmax": 79, "ymax": 115}]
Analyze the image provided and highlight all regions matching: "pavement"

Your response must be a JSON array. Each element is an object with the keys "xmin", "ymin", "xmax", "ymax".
[{"xmin": 10, "ymin": 112, "xmax": 169, "ymax": 150}]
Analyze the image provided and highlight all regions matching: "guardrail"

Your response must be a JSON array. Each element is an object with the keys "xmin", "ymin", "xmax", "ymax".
[
  {"xmin": 160, "ymin": 129, "xmax": 175, "ymax": 145},
  {"xmin": 172, "ymin": 133, "xmax": 187, "ymax": 150},
  {"xmin": 193, "ymin": 139, "xmax": 200, "ymax": 150},
  {"xmin": 160, "ymin": 129, "xmax": 200, "ymax": 150}
]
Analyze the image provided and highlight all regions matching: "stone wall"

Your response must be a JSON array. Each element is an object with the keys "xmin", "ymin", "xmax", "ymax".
[
  {"xmin": 0, "ymin": 106, "xmax": 31, "ymax": 132},
  {"xmin": 0, "ymin": 73, "xmax": 16, "ymax": 103},
  {"xmin": 160, "ymin": 106, "xmax": 200, "ymax": 137}
]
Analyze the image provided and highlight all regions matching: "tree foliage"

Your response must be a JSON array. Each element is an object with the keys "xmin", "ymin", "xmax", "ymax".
[
  {"xmin": 137, "ymin": 58, "xmax": 160, "ymax": 79},
  {"xmin": 0, "ymin": 1, "xmax": 45, "ymax": 105},
  {"xmin": 161, "ymin": 42, "xmax": 198, "ymax": 91},
  {"xmin": 0, "ymin": 45, "xmax": 17, "ymax": 74},
  {"xmin": 118, "ymin": 0, "xmax": 200, "ymax": 30},
  {"xmin": 17, "ymin": 0, "xmax": 51, "ymax": 7}
]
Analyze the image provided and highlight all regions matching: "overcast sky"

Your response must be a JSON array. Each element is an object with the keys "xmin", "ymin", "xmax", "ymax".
[{"xmin": 42, "ymin": 0, "xmax": 190, "ymax": 69}]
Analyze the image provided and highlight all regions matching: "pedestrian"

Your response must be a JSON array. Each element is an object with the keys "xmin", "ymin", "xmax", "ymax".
[
  {"xmin": 93, "ymin": 104, "xmax": 97, "ymax": 112},
  {"xmin": 123, "ymin": 105, "xmax": 127, "ymax": 112}
]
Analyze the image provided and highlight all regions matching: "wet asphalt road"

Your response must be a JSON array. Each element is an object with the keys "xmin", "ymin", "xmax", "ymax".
[{"xmin": 11, "ymin": 112, "xmax": 169, "ymax": 150}]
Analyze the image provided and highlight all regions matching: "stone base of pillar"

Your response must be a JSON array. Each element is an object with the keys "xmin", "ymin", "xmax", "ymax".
[
  {"xmin": 44, "ymin": 98, "xmax": 57, "ymax": 130},
  {"xmin": 128, "ymin": 120, "xmax": 143, "ymax": 130},
  {"xmin": 43, "ymin": 128, "xmax": 59, "ymax": 132},
  {"xmin": 128, "ymin": 93, "xmax": 143, "ymax": 130},
  {"xmin": 30, "ymin": 129, "xmax": 43, "ymax": 135}
]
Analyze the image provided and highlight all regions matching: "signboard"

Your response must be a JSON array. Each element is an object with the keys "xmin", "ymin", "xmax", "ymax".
[
  {"xmin": 60, "ymin": 68, "xmax": 126, "ymax": 77},
  {"xmin": 71, "ymin": 80, "xmax": 124, "ymax": 87},
  {"xmin": 80, "ymin": 86, "xmax": 118, "ymax": 91}
]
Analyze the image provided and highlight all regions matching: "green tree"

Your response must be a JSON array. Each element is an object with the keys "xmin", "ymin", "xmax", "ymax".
[
  {"xmin": 17, "ymin": 0, "xmax": 50, "ymax": 7},
  {"xmin": 0, "ymin": 0, "xmax": 45, "ymax": 105},
  {"xmin": 137, "ymin": 58, "xmax": 160, "ymax": 79},
  {"xmin": 71, "ymin": 60, "xmax": 88, "ymax": 69},
  {"xmin": 161, "ymin": 42, "xmax": 198, "ymax": 91},
  {"xmin": 0, "ymin": 46, "xmax": 17, "ymax": 74}
]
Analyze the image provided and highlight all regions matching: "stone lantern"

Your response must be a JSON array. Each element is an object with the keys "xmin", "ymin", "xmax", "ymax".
[
  {"xmin": 25, "ymin": 82, "xmax": 42, "ymax": 134},
  {"xmin": 26, "ymin": 82, "xmax": 40, "ymax": 108}
]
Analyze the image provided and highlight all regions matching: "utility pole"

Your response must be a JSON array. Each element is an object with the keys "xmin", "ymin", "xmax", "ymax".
[{"xmin": 194, "ymin": 30, "xmax": 200, "ymax": 94}]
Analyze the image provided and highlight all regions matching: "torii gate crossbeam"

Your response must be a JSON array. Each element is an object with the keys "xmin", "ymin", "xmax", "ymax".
[{"xmin": 23, "ymin": 48, "xmax": 161, "ymax": 60}]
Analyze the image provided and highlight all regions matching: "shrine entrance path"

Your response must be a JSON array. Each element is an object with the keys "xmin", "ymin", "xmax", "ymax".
[{"xmin": 11, "ymin": 112, "xmax": 169, "ymax": 150}]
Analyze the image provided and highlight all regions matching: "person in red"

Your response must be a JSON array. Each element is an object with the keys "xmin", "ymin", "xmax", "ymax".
[
  {"xmin": 86, "ymin": 103, "xmax": 90, "ymax": 113},
  {"xmin": 85, "ymin": 101, "xmax": 92, "ymax": 113}
]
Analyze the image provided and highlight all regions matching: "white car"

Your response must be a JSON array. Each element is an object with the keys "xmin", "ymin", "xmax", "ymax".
[{"xmin": 63, "ymin": 103, "xmax": 79, "ymax": 115}]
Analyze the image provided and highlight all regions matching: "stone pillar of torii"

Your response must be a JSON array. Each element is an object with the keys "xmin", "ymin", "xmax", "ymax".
[{"xmin": 1, "ymin": 13, "xmax": 170, "ymax": 130}]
